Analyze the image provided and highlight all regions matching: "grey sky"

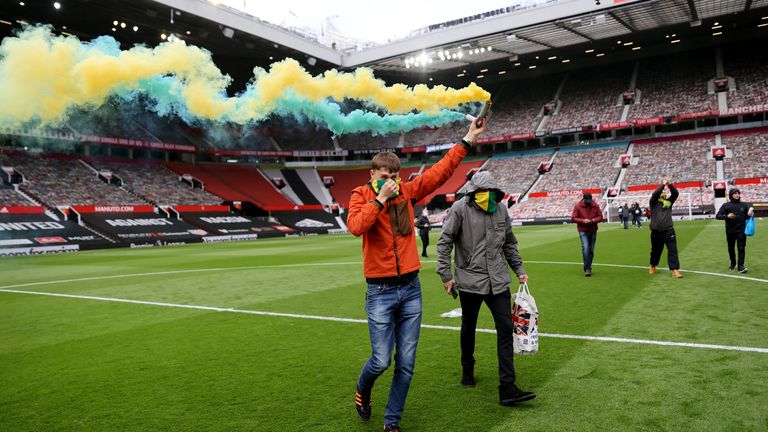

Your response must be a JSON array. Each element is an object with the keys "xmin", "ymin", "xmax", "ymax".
[{"xmin": 215, "ymin": 0, "xmax": 524, "ymax": 43}]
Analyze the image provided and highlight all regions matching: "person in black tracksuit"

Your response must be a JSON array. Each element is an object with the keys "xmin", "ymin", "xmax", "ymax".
[
  {"xmin": 648, "ymin": 179, "xmax": 683, "ymax": 278},
  {"xmin": 415, "ymin": 210, "xmax": 431, "ymax": 257},
  {"xmin": 715, "ymin": 188, "xmax": 754, "ymax": 273}
]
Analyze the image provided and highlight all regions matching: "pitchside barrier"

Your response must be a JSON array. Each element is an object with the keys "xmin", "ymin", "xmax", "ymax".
[
  {"xmin": 273, "ymin": 210, "xmax": 343, "ymax": 234},
  {"xmin": 80, "ymin": 211, "xmax": 210, "ymax": 247},
  {"xmin": 0, "ymin": 208, "xmax": 111, "ymax": 256},
  {"xmin": 179, "ymin": 211, "xmax": 291, "ymax": 239}
]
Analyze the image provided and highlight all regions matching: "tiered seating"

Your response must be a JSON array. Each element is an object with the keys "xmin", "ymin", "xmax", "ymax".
[
  {"xmin": 0, "ymin": 187, "xmax": 33, "ymax": 206},
  {"xmin": 270, "ymin": 126, "xmax": 334, "ymax": 151},
  {"xmin": 484, "ymin": 80, "xmax": 558, "ymax": 136},
  {"xmin": 735, "ymin": 184, "xmax": 768, "ymax": 202},
  {"xmin": 11, "ymin": 156, "xmax": 146, "ymax": 207},
  {"xmin": 337, "ymin": 132, "xmax": 401, "ymax": 150},
  {"xmin": 509, "ymin": 196, "xmax": 606, "ymax": 220},
  {"xmin": 165, "ymin": 162, "xmax": 295, "ymax": 209},
  {"xmin": 403, "ymin": 128, "xmax": 440, "ymax": 147},
  {"xmin": 91, "ymin": 161, "xmax": 221, "ymax": 206},
  {"xmin": 204, "ymin": 124, "xmax": 275, "ymax": 151},
  {"xmin": 428, "ymin": 122, "xmax": 470, "ymax": 145},
  {"xmin": 547, "ymin": 66, "xmax": 630, "ymax": 129},
  {"xmin": 723, "ymin": 134, "xmax": 768, "ymax": 179},
  {"xmin": 630, "ymin": 52, "xmax": 716, "ymax": 118},
  {"xmin": 617, "ymin": 187, "xmax": 713, "ymax": 208},
  {"xmin": 534, "ymin": 147, "xmax": 622, "ymax": 192},
  {"xmin": 724, "ymin": 45, "xmax": 768, "ymax": 108},
  {"xmin": 484, "ymin": 152, "xmax": 550, "ymax": 197},
  {"xmin": 624, "ymin": 138, "xmax": 715, "ymax": 186}
]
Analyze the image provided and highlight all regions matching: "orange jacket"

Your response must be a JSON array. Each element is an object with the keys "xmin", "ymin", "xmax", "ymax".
[{"xmin": 347, "ymin": 144, "xmax": 469, "ymax": 278}]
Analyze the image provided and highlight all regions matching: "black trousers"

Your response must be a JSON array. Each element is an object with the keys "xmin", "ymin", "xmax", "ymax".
[
  {"xmin": 458, "ymin": 289, "xmax": 516, "ymax": 386},
  {"xmin": 650, "ymin": 228, "xmax": 680, "ymax": 270},
  {"xmin": 419, "ymin": 231, "xmax": 429, "ymax": 256},
  {"xmin": 726, "ymin": 232, "xmax": 747, "ymax": 268}
]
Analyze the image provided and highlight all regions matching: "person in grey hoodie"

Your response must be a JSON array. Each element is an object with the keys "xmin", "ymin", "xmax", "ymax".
[
  {"xmin": 436, "ymin": 170, "xmax": 535, "ymax": 407},
  {"xmin": 648, "ymin": 179, "xmax": 682, "ymax": 278}
]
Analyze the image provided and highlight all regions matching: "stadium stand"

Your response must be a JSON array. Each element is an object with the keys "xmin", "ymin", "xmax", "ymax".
[
  {"xmin": 624, "ymin": 138, "xmax": 716, "ymax": 186},
  {"xmin": 89, "ymin": 160, "xmax": 222, "ymax": 206},
  {"xmin": 533, "ymin": 146, "xmax": 623, "ymax": 192},
  {"xmin": 403, "ymin": 127, "xmax": 440, "ymax": 147},
  {"xmin": 165, "ymin": 162, "xmax": 296, "ymax": 209},
  {"xmin": 734, "ymin": 184, "xmax": 768, "ymax": 203},
  {"xmin": 484, "ymin": 151, "xmax": 551, "ymax": 197},
  {"xmin": 722, "ymin": 133, "xmax": 768, "ymax": 179},
  {"xmin": 0, "ymin": 186, "xmax": 34, "ymax": 206},
  {"xmin": 509, "ymin": 195, "xmax": 606, "ymax": 220},
  {"xmin": 629, "ymin": 51, "xmax": 716, "ymax": 119},
  {"xmin": 418, "ymin": 159, "xmax": 486, "ymax": 204},
  {"xmin": 10, "ymin": 155, "xmax": 147, "ymax": 207},
  {"xmin": 546, "ymin": 65, "xmax": 630, "ymax": 129},
  {"xmin": 723, "ymin": 45, "xmax": 768, "ymax": 109},
  {"xmin": 484, "ymin": 80, "xmax": 558, "ymax": 136},
  {"xmin": 270, "ymin": 126, "xmax": 334, "ymax": 151},
  {"xmin": 319, "ymin": 165, "xmax": 422, "ymax": 208},
  {"xmin": 337, "ymin": 132, "xmax": 401, "ymax": 150}
]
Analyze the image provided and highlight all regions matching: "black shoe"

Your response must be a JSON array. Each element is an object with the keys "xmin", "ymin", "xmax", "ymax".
[
  {"xmin": 421, "ymin": 254, "xmax": 428, "ymax": 258},
  {"xmin": 584, "ymin": 268, "xmax": 592, "ymax": 277},
  {"xmin": 355, "ymin": 389, "xmax": 371, "ymax": 421},
  {"xmin": 499, "ymin": 384, "xmax": 536, "ymax": 406},
  {"xmin": 383, "ymin": 424, "xmax": 401, "ymax": 432},
  {"xmin": 729, "ymin": 264, "xmax": 736, "ymax": 271},
  {"xmin": 461, "ymin": 367, "xmax": 476, "ymax": 387},
  {"xmin": 738, "ymin": 267, "xmax": 748, "ymax": 274}
]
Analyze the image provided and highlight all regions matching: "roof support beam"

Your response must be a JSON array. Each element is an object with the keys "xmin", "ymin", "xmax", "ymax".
[
  {"xmin": 745, "ymin": 0, "xmax": 753, "ymax": 12},
  {"xmin": 517, "ymin": 35, "xmax": 554, "ymax": 49},
  {"xmin": 686, "ymin": 0, "xmax": 699, "ymax": 21},
  {"xmin": 558, "ymin": 25, "xmax": 594, "ymax": 42},
  {"xmin": 609, "ymin": 11, "xmax": 636, "ymax": 32}
]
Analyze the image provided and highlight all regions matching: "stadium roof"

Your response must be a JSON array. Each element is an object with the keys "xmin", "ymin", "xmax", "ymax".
[{"xmin": 2, "ymin": 0, "xmax": 767, "ymax": 87}]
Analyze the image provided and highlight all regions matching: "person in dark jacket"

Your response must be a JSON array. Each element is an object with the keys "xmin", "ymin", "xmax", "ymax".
[
  {"xmin": 415, "ymin": 209, "xmax": 431, "ymax": 257},
  {"xmin": 632, "ymin": 202, "xmax": 643, "ymax": 228},
  {"xmin": 715, "ymin": 188, "xmax": 754, "ymax": 273},
  {"xmin": 620, "ymin": 203, "xmax": 630, "ymax": 229},
  {"xmin": 436, "ymin": 171, "xmax": 535, "ymax": 406},
  {"xmin": 648, "ymin": 179, "xmax": 682, "ymax": 278},
  {"xmin": 571, "ymin": 192, "xmax": 604, "ymax": 276}
]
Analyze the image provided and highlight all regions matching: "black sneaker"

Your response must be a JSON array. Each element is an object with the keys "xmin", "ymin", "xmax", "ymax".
[
  {"xmin": 499, "ymin": 384, "xmax": 536, "ymax": 406},
  {"xmin": 584, "ymin": 268, "xmax": 592, "ymax": 277},
  {"xmin": 728, "ymin": 265, "xmax": 736, "ymax": 271},
  {"xmin": 384, "ymin": 424, "xmax": 401, "ymax": 432},
  {"xmin": 461, "ymin": 367, "xmax": 476, "ymax": 388},
  {"xmin": 738, "ymin": 267, "xmax": 748, "ymax": 274},
  {"xmin": 355, "ymin": 389, "xmax": 371, "ymax": 421}
]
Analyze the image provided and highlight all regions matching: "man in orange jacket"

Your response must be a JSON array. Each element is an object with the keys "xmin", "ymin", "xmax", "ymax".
[{"xmin": 348, "ymin": 119, "xmax": 487, "ymax": 432}]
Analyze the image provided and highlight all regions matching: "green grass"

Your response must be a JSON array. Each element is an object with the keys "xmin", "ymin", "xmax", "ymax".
[{"xmin": 1, "ymin": 219, "xmax": 767, "ymax": 431}]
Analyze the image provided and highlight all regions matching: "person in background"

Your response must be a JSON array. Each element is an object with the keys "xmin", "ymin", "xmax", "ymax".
[
  {"xmin": 632, "ymin": 202, "xmax": 643, "ymax": 229},
  {"xmin": 415, "ymin": 209, "xmax": 431, "ymax": 258},
  {"xmin": 715, "ymin": 188, "xmax": 754, "ymax": 273},
  {"xmin": 436, "ymin": 170, "xmax": 536, "ymax": 406},
  {"xmin": 571, "ymin": 192, "xmax": 604, "ymax": 277},
  {"xmin": 620, "ymin": 203, "xmax": 630, "ymax": 229},
  {"xmin": 648, "ymin": 179, "xmax": 682, "ymax": 278},
  {"xmin": 347, "ymin": 118, "xmax": 486, "ymax": 432}
]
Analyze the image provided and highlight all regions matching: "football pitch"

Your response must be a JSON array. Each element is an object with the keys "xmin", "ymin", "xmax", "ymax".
[{"xmin": 1, "ymin": 219, "xmax": 766, "ymax": 431}]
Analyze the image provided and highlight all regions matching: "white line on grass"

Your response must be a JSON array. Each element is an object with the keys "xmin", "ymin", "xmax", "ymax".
[
  {"xmin": 1, "ymin": 260, "xmax": 765, "ymax": 292},
  {"xmin": 1, "ymin": 288, "xmax": 767, "ymax": 354}
]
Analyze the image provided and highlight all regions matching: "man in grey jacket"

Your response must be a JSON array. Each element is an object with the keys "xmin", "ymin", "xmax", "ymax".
[{"xmin": 436, "ymin": 171, "xmax": 536, "ymax": 406}]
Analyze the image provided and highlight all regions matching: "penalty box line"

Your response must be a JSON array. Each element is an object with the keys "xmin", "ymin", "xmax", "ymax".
[{"xmin": 1, "ymin": 287, "xmax": 767, "ymax": 354}]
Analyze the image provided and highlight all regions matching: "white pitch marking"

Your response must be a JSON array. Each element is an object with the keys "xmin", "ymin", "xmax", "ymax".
[{"xmin": 1, "ymin": 288, "xmax": 766, "ymax": 354}]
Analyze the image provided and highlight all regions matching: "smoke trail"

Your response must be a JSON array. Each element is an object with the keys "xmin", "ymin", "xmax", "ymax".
[{"xmin": 0, "ymin": 26, "xmax": 489, "ymax": 134}]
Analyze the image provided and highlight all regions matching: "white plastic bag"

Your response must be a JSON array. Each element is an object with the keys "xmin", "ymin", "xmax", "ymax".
[{"xmin": 513, "ymin": 282, "xmax": 539, "ymax": 355}]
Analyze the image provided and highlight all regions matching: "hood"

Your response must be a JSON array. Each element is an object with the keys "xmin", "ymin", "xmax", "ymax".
[
  {"xmin": 465, "ymin": 171, "xmax": 504, "ymax": 196},
  {"xmin": 729, "ymin": 188, "xmax": 740, "ymax": 202}
]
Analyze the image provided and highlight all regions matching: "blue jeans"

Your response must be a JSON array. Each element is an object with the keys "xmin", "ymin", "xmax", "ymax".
[
  {"xmin": 357, "ymin": 276, "xmax": 422, "ymax": 427},
  {"xmin": 579, "ymin": 231, "xmax": 597, "ymax": 271}
]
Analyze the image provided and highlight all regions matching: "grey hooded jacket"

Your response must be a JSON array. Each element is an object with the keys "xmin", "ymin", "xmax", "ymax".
[{"xmin": 436, "ymin": 171, "xmax": 526, "ymax": 295}]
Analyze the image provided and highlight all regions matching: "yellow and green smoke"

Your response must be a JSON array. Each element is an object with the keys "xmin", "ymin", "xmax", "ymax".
[{"xmin": 0, "ymin": 26, "xmax": 490, "ymax": 135}]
